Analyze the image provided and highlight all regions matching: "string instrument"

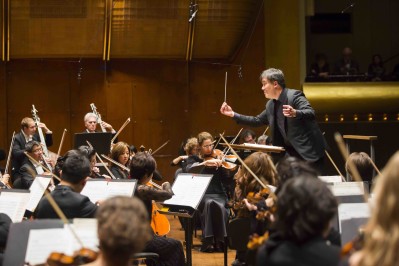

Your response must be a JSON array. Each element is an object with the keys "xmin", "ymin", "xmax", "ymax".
[
  {"xmin": 340, "ymin": 231, "xmax": 364, "ymax": 258},
  {"xmin": 0, "ymin": 131, "xmax": 16, "ymax": 189},
  {"xmin": 31, "ymin": 105, "xmax": 56, "ymax": 172},
  {"xmin": 90, "ymin": 103, "xmax": 106, "ymax": 132},
  {"xmin": 203, "ymin": 148, "xmax": 237, "ymax": 170}
]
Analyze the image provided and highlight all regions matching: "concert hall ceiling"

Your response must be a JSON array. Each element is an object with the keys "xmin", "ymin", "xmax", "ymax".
[{"xmin": 1, "ymin": 0, "xmax": 262, "ymax": 60}]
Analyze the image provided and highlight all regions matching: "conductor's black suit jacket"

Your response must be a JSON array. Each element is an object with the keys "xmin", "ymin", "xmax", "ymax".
[{"xmin": 233, "ymin": 88, "xmax": 326, "ymax": 162}]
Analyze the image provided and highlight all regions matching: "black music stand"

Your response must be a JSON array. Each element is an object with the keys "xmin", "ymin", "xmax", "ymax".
[
  {"xmin": 3, "ymin": 219, "xmax": 64, "ymax": 266},
  {"xmin": 74, "ymin": 132, "xmax": 112, "ymax": 155},
  {"xmin": 159, "ymin": 173, "xmax": 213, "ymax": 266}
]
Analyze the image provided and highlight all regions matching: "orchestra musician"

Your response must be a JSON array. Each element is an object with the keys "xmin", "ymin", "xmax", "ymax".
[
  {"xmin": 0, "ymin": 213, "xmax": 11, "ymax": 265},
  {"xmin": 77, "ymin": 145, "xmax": 110, "ymax": 179},
  {"xmin": 130, "ymin": 152, "xmax": 185, "ymax": 266},
  {"xmin": 82, "ymin": 196, "xmax": 151, "ymax": 266},
  {"xmin": 36, "ymin": 150, "xmax": 98, "ymax": 219},
  {"xmin": 11, "ymin": 117, "xmax": 53, "ymax": 181},
  {"xmin": 171, "ymin": 137, "xmax": 199, "ymax": 177},
  {"xmin": 185, "ymin": 132, "xmax": 230, "ymax": 253},
  {"xmin": 15, "ymin": 141, "xmax": 53, "ymax": 189},
  {"xmin": 109, "ymin": 141, "xmax": 130, "ymax": 179},
  {"xmin": 220, "ymin": 68, "xmax": 327, "ymax": 174},
  {"xmin": 84, "ymin": 112, "xmax": 115, "ymax": 133}
]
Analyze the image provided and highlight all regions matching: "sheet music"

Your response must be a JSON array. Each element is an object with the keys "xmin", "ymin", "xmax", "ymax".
[
  {"xmin": 0, "ymin": 190, "xmax": 30, "ymax": 222},
  {"xmin": 319, "ymin": 175, "xmax": 342, "ymax": 183},
  {"xmin": 330, "ymin": 182, "xmax": 365, "ymax": 196},
  {"xmin": 163, "ymin": 174, "xmax": 212, "ymax": 209},
  {"xmin": 25, "ymin": 228, "xmax": 66, "ymax": 265},
  {"xmin": 338, "ymin": 203, "xmax": 370, "ymax": 233},
  {"xmin": 81, "ymin": 180, "xmax": 136, "ymax": 203},
  {"xmin": 26, "ymin": 176, "xmax": 51, "ymax": 212},
  {"xmin": 66, "ymin": 219, "xmax": 99, "ymax": 253}
]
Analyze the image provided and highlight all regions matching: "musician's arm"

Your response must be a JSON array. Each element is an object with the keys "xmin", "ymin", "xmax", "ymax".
[
  {"xmin": 232, "ymin": 109, "xmax": 269, "ymax": 127},
  {"xmin": 12, "ymin": 137, "xmax": 26, "ymax": 162}
]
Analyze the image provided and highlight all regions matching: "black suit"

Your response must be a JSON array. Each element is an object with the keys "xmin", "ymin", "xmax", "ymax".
[
  {"xmin": 233, "ymin": 88, "xmax": 326, "ymax": 162},
  {"xmin": 16, "ymin": 158, "xmax": 41, "ymax": 189},
  {"xmin": 11, "ymin": 131, "xmax": 53, "ymax": 180},
  {"xmin": 36, "ymin": 185, "xmax": 97, "ymax": 219}
]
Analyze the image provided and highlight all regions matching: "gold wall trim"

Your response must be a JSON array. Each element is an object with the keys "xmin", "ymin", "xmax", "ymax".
[{"xmin": 303, "ymin": 82, "xmax": 399, "ymax": 114}]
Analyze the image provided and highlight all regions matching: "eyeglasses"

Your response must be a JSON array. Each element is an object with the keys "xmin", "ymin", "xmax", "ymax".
[
  {"xmin": 202, "ymin": 144, "xmax": 214, "ymax": 149},
  {"xmin": 32, "ymin": 148, "xmax": 43, "ymax": 154}
]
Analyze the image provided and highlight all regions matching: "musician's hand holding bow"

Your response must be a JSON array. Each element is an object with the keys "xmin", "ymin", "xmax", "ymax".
[
  {"xmin": 203, "ymin": 158, "xmax": 223, "ymax": 168},
  {"xmin": 220, "ymin": 102, "xmax": 234, "ymax": 117}
]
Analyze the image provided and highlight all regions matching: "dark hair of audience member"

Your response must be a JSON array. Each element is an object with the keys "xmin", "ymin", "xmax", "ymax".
[
  {"xmin": 96, "ymin": 196, "xmax": 152, "ymax": 263},
  {"xmin": 130, "ymin": 152, "xmax": 156, "ymax": 181},
  {"xmin": 61, "ymin": 152, "xmax": 91, "ymax": 184},
  {"xmin": 275, "ymin": 156, "xmax": 319, "ymax": 195},
  {"xmin": 275, "ymin": 176, "xmax": 337, "ymax": 244}
]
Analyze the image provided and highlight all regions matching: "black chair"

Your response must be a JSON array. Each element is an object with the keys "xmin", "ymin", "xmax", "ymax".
[
  {"xmin": 131, "ymin": 252, "xmax": 159, "ymax": 265},
  {"xmin": 224, "ymin": 217, "xmax": 251, "ymax": 266}
]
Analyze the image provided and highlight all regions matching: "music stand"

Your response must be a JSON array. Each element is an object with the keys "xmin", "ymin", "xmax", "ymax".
[{"xmin": 74, "ymin": 132, "xmax": 112, "ymax": 155}]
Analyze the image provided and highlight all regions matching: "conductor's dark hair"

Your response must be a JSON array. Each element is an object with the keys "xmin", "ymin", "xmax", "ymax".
[
  {"xmin": 61, "ymin": 152, "xmax": 91, "ymax": 184},
  {"xmin": 130, "ymin": 152, "xmax": 156, "ymax": 181},
  {"xmin": 275, "ymin": 176, "xmax": 337, "ymax": 244}
]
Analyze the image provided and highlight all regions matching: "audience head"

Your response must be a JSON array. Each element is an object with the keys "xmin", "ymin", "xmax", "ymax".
[
  {"xmin": 241, "ymin": 129, "xmax": 256, "ymax": 144},
  {"xmin": 96, "ymin": 196, "xmax": 151, "ymax": 263},
  {"xmin": 84, "ymin": 112, "xmax": 98, "ymax": 133},
  {"xmin": 21, "ymin": 117, "xmax": 37, "ymax": 135},
  {"xmin": 345, "ymin": 152, "xmax": 374, "ymax": 182},
  {"xmin": 184, "ymin": 137, "xmax": 199, "ymax": 156},
  {"xmin": 275, "ymin": 176, "xmax": 337, "ymax": 244},
  {"xmin": 130, "ymin": 152, "xmax": 156, "ymax": 183},
  {"xmin": 111, "ymin": 142, "xmax": 130, "ymax": 166},
  {"xmin": 342, "ymin": 47, "xmax": 353, "ymax": 61},
  {"xmin": 275, "ymin": 156, "xmax": 319, "ymax": 195}
]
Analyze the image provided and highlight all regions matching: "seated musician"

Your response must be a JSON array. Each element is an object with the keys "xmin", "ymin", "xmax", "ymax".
[
  {"xmin": 0, "ymin": 213, "xmax": 11, "ymax": 265},
  {"xmin": 110, "ymin": 141, "xmax": 130, "ymax": 179},
  {"xmin": 11, "ymin": 117, "xmax": 53, "ymax": 181},
  {"xmin": 36, "ymin": 150, "xmax": 98, "ymax": 219},
  {"xmin": 230, "ymin": 152, "xmax": 278, "ymax": 266},
  {"xmin": 130, "ymin": 152, "xmax": 185, "ymax": 266},
  {"xmin": 15, "ymin": 141, "xmax": 53, "ymax": 189},
  {"xmin": 256, "ymin": 176, "xmax": 340, "ymax": 266},
  {"xmin": 171, "ymin": 137, "xmax": 199, "ymax": 177},
  {"xmin": 185, "ymin": 131, "xmax": 230, "ymax": 253},
  {"xmin": 77, "ymin": 145, "xmax": 111, "ymax": 179},
  {"xmin": 84, "ymin": 112, "xmax": 115, "ymax": 133},
  {"xmin": 82, "ymin": 196, "xmax": 152, "ymax": 266},
  {"xmin": 348, "ymin": 151, "xmax": 399, "ymax": 266}
]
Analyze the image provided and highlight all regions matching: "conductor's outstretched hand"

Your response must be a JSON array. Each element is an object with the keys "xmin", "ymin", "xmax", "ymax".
[{"xmin": 220, "ymin": 102, "xmax": 234, "ymax": 117}]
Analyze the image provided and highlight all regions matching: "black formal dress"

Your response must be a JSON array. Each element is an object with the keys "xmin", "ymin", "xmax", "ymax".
[
  {"xmin": 256, "ymin": 233, "xmax": 340, "ymax": 266},
  {"xmin": 232, "ymin": 89, "xmax": 326, "ymax": 171},
  {"xmin": 11, "ymin": 131, "xmax": 53, "ymax": 181},
  {"xmin": 110, "ymin": 165, "xmax": 129, "ymax": 179},
  {"xmin": 36, "ymin": 185, "xmax": 97, "ymax": 219},
  {"xmin": 135, "ymin": 184, "xmax": 185, "ymax": 266}
]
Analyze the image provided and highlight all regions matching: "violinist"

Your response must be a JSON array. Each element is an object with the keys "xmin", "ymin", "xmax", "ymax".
[
  {"xmin": 36, "ymin": 151, "xmax": 98, "ymax": 219},
  {"xmin": 11, "ymin": 117, "xmax": 53, "ymax": 181},
  {"xmin": 256, "ymin": 176, "xmax": 339, "ymax": 266},
  {"xmin": 77, "ymin": 145, "xmax": 110, "ymax": 179},
  {"xmin": 130, "ymin": 152, "xmax": 185, "ymax": 266},
  {"xmin": 109, "ymin": 142, "xmax": 130, "ymax": 179},
  {"xmin": 84, "ymin": 113, "xmax": 115, "ymax": 133},
  {"xmin": 348, "ymin": 152, "xmax": 399, "ymax": 266},
  {"xmin": 82, "ymin": 196, "xmax": 151, "ymax": 266},
  {"xmin": 171, "ymin": 137, "xmax": 198, "ymax": 172},
  {"xmin": 185, "ymin": 132, "xmax": 229, "ymax": 253},
  {"xmin": 15, "ymin": 141, "xmax": 53, "ymax": 189}
]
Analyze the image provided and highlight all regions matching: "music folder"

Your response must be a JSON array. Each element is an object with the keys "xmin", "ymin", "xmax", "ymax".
[
  {"xmin": 161, "ymin": 173, "xmax": 213, "ymax": 217},
  {"xmin": 80, "ymin": 179, "xmax": 137, "ymax": 204}
]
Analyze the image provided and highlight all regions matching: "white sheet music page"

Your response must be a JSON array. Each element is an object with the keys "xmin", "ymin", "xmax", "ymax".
[
  {"xmin": 25, "ymin": 228, "xmax": 66, "ymax": 265},
  {"xmin": 319, "ymin": 175, "xmax": 342, "ymax": 183},
  {"xmin": 163, "ymin": 174, "xmax": 212, "ymax": 209},
  {"xmin": 0, "ymin": 191, "xmax": 30, "ymax": 222},
  {"xmin": 330, "ymin": 182, "xmax": 365, "ymax": 196},
  {"xmin": 26, "ymin": 176, "xmax": 51, "ymax": 212},
  {"xmin": 80, "ymin": 180, "xmax": 108, "ymax": 203},
  {"xmin": 106, "ymin": 181, "xmax": 136, "ymax": 199},
  {"xmin": 66, "ymin": 219, "xmax": 99, "ymax": 253}
]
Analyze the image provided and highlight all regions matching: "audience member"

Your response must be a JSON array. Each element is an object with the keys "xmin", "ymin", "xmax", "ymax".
[
  {"xmin": 367, "ymin": 54, "xmax": 385, "ymax": 81},
  {"xmin": 334, "ymin": 47, "xmax": 360, "ymax": 75},
  {"xmin": 310, "ymin": 53, "xmax": 330, "ymax": 79}
]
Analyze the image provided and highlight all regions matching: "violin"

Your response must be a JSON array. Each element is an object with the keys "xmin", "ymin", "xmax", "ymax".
[
  {"xmin": 203, "ymin": 149, "xmax": 237, "ymax": 170},
  {"xmin": 30, "ymin": 247, "xmax": 98, "ymax": 266}
]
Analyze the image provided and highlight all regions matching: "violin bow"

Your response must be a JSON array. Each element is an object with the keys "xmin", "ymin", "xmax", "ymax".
[
  {"xmin": 86, "ymin": 141, "xmax": 117, "ymax": 180},
  {"xmin": 214, "ymin": 131, "xmax": 225, "ymax": 148},
  {"xmin": 110, "ymin": 117, "xmax": 131, "ymax": 144},
  {"xmin": 101, "ymin": 154, "xmax": 130, "ymax": 172},
  {"xmin": 220, "ymin": 134, "xmax": 268, "ymax": 189},
  {"xmin": 324, "ymin": 150, "xmax": 346, "ymax": 182},
  {"xmin": 222, "ymin": 128, "xmax": 243, "ymax": 154},
  {"xmin": 150, "ymin": 140, "xmax": 170, "ymax": 156},
  {"xmin": 57, "ymin": 129, "xmax": 67, "ymax": 158},
  {"xmin": 262, "ymin": 126, "xmax": 269, "ymax": 136},
  {"xmin": 4, "ymin": 131, "xmax": 15, "ymax": 175},
  {"xmin": 334, "ymin": 133, "xmax": 370, "ymax": 203}
]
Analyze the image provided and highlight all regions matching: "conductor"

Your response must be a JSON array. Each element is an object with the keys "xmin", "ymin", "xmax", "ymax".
[{"xmin": 220, "ymin": 68, "xmax": 326, "ymax": 173}]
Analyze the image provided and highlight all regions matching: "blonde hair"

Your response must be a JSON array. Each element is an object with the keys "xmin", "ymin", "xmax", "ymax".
[
  {"xmin": 197, "ymin": 131, "xmax": 213, "ymax": 146},
  {"xmin": 184, "ymin": 137, "xmax": 198, "ymax": 155},
  {"xmin": 355, "ymin": 151, "xmax": 399, "ymax": 266}
]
